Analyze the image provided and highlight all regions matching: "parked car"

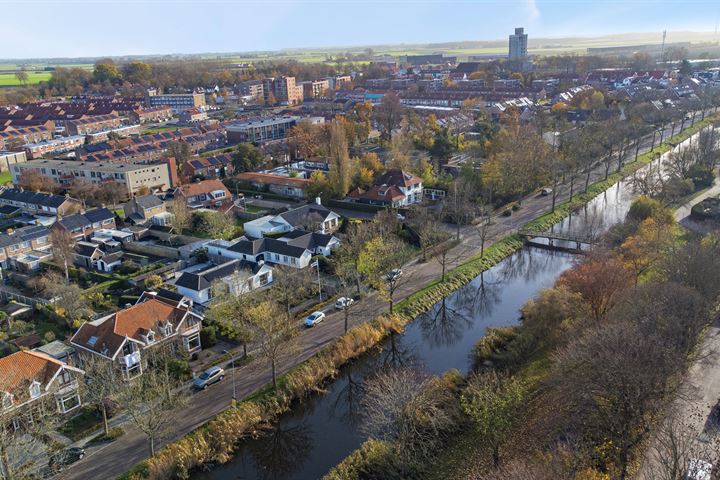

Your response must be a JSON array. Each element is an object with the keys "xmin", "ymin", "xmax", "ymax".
[
  {"xmin": 335, "ymin": 297, "xmax": 355, "ymax": 310},
  {"xmin": 193, "ymin": 366, "xmax": 225, "ymax": 390},
  {"xmin": 540, "ymin": 187, "xmax": 553, "ymax": 196},
  {"xmin": 49, "ymin": 447, "xmax": 85, "ymax": 471},
  {"xmin": 304, "ymin": 311, "xmax": 326, "ymax": 327},
  {"xmin": 686, "ymin": 459, "xmax": 713, "ymax": 480},
  {"xmin": 396, "ymin": 213, "xmax": 406, "ymax": 221},
  {"xmin": 387, "ymin": 268, "xmax": 403, "ymax": 282}
]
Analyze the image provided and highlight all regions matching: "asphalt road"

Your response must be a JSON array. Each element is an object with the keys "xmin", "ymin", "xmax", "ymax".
[{"xmin": 59, "ymin": 113, "xmax": 711, "ymax": 480}]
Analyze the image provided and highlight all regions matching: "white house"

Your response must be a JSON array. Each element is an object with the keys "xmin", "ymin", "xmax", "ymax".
[
  {"xmin": 243, "ymin": 201, "xmax": 341, "ymax": 238},
  {"xmin": 174, "ymin": 259, "xmax": 273, "ymax": 304},
  {"xmin": 346, "ymin": 169, "xmax": 423, "ymax": 207},
  {"xmin": 207, "ymin": 230, "xmax": 339, "ymax": 269}
]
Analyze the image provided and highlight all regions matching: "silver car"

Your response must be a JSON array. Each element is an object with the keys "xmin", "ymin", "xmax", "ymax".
[{"xmin": 193, "ymin": 366, "xmax": 225, "ymax": 390}]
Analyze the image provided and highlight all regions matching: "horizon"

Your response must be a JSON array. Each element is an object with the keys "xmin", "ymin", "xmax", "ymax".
[{"xmin": 3, "ymin": 0, "xmax": 720, "ymax": 60}]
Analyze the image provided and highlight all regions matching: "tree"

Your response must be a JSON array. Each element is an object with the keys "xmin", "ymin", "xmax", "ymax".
[
  {"xmin": 557, "ymin": 257, "xmax": 633, "ymax": 323},
  {"xmin": 68, "ymin": 178, "xmax": 98, "ymax": 207},
  {"xmin": 328, "ymin": 121, "xmax": 352, "ymax": 197},
  {"xmin": 0, "ymin": 404, "xmax": 58, "ymax": 479},
  {"xmin": 269, "ymin": 266, "xmax": 313, "ymax": 322},
  {"xmin": 248, "ymin": 300, "xmax": 298, "ymax": 390},
  {"xmin": 144, "ymin": 274, "xmax": 163, "ymax": 291},
  {"xmin": 361, "ymin": 368, "xmax": 459, "ymax": 470},
  {"xmin": 431, "ymin": 239, "xmax": 464, "ymax": 282},
  {"xmin": 41, "ymin": 271, "xmax": 92, "ymax": 327},
  {"xmin": 207, "ymin": 290, "xmax": 256, "ymax": 358},
  {"xmin": 50, "ymin": 227, "xmax": 75, "ymax": 281},
  {"xmin": 168, "ymin": 200, "xmax": 191, "ymax": 238},
  {"xmin": 461, "ymin": 371, "xmax": 525, "ymax": 467},
  {"xmin": 442, "ymin": 178, "xmax": 477, "ymax": 241},
  {"xmin": 122, "ymin": 61, "xmax": 152, "ymax": 85},
  {"xmin": 78, "ymin": 355, "xmax": 120, "ymax": 436},
  {"xmin": 18, "ymin": 170, "xmax": 56, "ymax": 193},
  {"xmin": 429, "ymin": 127, "xmax": 456, "ymax": 172},
  {"xmin": 305, "ymin": 170, "xmax": 332, "ymax": 203},
  {"xmin": 335, "ymin": 221, "xmax": 371, "ymax": 295},
  {"xmin": 376, "ymin": 92, "xmax": 404, "ymax": 143},
  {"xmin": 407, "ymin": 205, "xmax": 443, "ymax": 262},
  {"xmin": 93, "ymin": 60, "xmax": 121, "ymax": 84},
  {"xmin": 118, "ymin": 361, "xmax": 187, "ymax": 457},
  {"xmin": 233, "ymin": 143, "xmax": 265, "ymax": 172},
  {"xmin": 199, "ymin": 211, "xmax": 232, "ymax": 239},
  {"xmin": 167, "ymin": 141, "xmax": 191, "ymax": 170},
  {"xmin": 95, "ymin": 181, "xmax": 126, "ymax": 208},
  {"xmin": 14, "ymin": 70, "xmax": 28, "ymax": 85}
]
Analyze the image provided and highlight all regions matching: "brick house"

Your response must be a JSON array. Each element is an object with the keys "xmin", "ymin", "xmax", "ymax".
[
  {"xmin": 123, "ymin": 194, "xmax": 167, "ymax": 225},
  {"xmin": 54, "ymin": 208, "xmax": 116, "ymax": 240},
  {"xmin": 172, "ymin": 179, "xmax": 231, "ymax": 209},
  {"xmin": 0, "ymin": 188, "xmax": 81, "ymax": 216},
  {"xmin": 0, "ymin": 224, "xmax": 53, "ymax": 272},
  {"xmin": 0, "ymin": 350, "xmax": 84, "ymax": 422},
  {"xmin": 70, "ymin": 293, "xmax": 203, "ymax": 380}
]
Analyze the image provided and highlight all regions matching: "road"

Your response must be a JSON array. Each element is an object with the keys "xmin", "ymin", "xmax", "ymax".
[{"xmin": 59, "ymin": 113, "xmax": 712, "ymax": 480}]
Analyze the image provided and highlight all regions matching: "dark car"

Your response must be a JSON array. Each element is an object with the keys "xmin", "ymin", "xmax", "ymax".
[{"xmin": 49, "ymin": 447, "xmax": 85, "ymax": 471}]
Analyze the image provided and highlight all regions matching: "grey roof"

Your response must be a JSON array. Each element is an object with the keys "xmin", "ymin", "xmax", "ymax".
[
  {"xmin": 0, "ymin": 188, "xmax": 74, "ymax": 209},
  {"xmin": 227, "ymin": 236, "xmax": 308, "ymax": 259},
  {"xmin": 278, "ymin": 204, "xmax": 333, "ymax": 228},
  {"xmin": 60, "ymin": 208, "xmax": 114, "ymax": 231},
  {"xmin": 134, "ymin": 195, "xmax": 164, "ymax": 209},
  {"xmin": 286, "ymin": 231, "xmax": 336, "ymax": 250},
  {"xmin": 175, "ymin": 260, "xmax": 260, "ymax": 292},
  {"xmin": 75, "ymin": 242, "xmax": 100, "ymax": 258},
  {"xmin": 0, "ymin": 224, "xmax": 49, "ymax": 249}
]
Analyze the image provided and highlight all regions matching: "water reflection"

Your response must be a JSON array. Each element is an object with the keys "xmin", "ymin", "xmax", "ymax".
[
  {"xmin": 246, "ymin": 423, "xmax": 312, "ymax": 480},
  {"xmin": 328, "ymin": 371, "xmax": 364, "ymax": 428}
]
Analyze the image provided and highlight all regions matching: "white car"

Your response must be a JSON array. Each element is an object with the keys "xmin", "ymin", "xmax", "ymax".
[
  {"xmin": 335, "ymin": 297, "xmax": 355, "ymax": 310},
  {"xmin": 304, "ymin": 311, "xmax": 326, "ymax": 327},
  {"xmin": 387, "ymin": 268, "xmax": 403, "ymax": 282},
  {"xmin": 687, "ymin": 459, "xmax": 713, "ymax": 480}
]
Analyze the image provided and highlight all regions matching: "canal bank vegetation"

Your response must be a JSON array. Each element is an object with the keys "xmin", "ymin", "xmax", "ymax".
[
  {"xmin": 120, "ymin": 117, "xmax": 718, "ymax": 480},
  {"xmin": 423, "ymin": 199, "xmax": 720, "ymax": 480}
]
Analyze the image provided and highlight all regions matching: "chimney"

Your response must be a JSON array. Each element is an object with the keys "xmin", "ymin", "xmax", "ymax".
[{"xmin": 315, "ymin": 197, "xmax": 322, "ymax": 205}]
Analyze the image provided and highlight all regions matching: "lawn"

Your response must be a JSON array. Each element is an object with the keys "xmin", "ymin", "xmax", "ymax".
[
  {"xmin": 0, "ymin": 171, "xmax": 12, "ymax": 185},
  {"xmin": 0, "ymin": 71, "xmax": 52, "ymax": 86}
]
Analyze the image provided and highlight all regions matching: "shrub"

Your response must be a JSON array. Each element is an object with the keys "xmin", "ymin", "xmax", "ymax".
[
  {"xmin": 168, "ymin": 359, "xmax": 192, "ymax": 381},
  {"xmin": 200, "ymin": 325, "xmax": 217, "ymax": 348},
  {"xmin": 324, "ymin": 439, "xmax": 414, "ymax": 480},
  {"xmin": 688, "ymin": 163, "xmax": 715, "ymax": 188},
  {"xmin": 43, "ymin": 331, "xmax": 56, "ymax": 343}
]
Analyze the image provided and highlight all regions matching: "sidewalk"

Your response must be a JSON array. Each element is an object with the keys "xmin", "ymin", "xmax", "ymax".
[{"xmin": 59, "ymin": 113, "xmax": 712, "ymax": 480}]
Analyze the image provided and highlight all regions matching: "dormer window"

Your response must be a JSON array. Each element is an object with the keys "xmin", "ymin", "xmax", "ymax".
[
  {"xmin": 164, "ymin": 323, "xmax": 173, "ymax": 336},
  {"xmin": 29, "ymin": 381, "xmax": 41, "ymax": 399},
  {"xmin": 145, "ymin": 331, "xmax": 155, "ymax": 344}
]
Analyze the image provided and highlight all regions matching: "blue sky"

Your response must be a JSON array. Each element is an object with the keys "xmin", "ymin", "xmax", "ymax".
[{"xmin": 1, "ymin": 0, "xmax": 718, "ymax": 59}]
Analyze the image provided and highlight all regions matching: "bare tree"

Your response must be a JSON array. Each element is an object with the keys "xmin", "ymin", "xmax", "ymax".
[
  {"xmin": 431, "ymin": 239, "xmax": 464, "ymax": 282},
  {"xmin": 118, "ymin": 357, "xmax": 187, "ymax": 457},
  {"xmin": 79, "ymin": 355, "xmax": 120, "ymax": 436},
  {"xmin": 442, "ymin": 179, "xmax": 476, "ymax": 241},
  {"xmin": 50, "ymin": 227, "xmax": 75, "ymax": 281},
  {"xmin": 41, "ymin": 270, "xmax": 92, "ymax": 327},
  {"xmin": 407, "ymin": 205, "xmax": 443, "ymax": 262},
  {"xmin": 361, "ymin": 368, "xmax": 459, "ymax": 469},
  {"xmin": 249, "ymin": 300, "xmax": 298, "ymax": 390},
  {"xmin": 376, "ymin": 91, "xmax": 404, "ymax": 143},
  {"xmin": 168, "ymin": 199, "xmax": 191, "ymax": 240},
  {"xmin": 268, "ymin": 266, "xmax": 313, "ymax": 322}
]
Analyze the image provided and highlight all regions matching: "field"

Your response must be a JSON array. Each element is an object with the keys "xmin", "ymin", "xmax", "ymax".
[{"xmin": 0, "ymin": 63, "xmax": 92, "ymax": 86}]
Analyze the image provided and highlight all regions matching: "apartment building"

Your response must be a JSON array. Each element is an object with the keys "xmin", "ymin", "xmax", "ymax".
[
  {"xmin": 226, "ymin": 116, "xmax": 301, "ymax": 143},
  {"xmin": 11, "ymin": 159, "xmax": 175, "ymax": 196},
  {"xmin": 66, "ymin": 114, "xmax": 122, "ymax": 136},
  {"xmin": 262, "ymin": 77, "xmax": 303, "ymax": 105},
  {"xmin": 145, "ymin": 92, "xmax": 206, "ymax": 113},
  {"xmin": 238, "ymin": 80, "xmax": 264, "ymax": 100},
  {"xmin": 23, "ymin": 135, "xmax": 85, "ymax": 159},
  {"xmin": 509, "ymin": 27, "xmax": 528, "ymax": 60},
  {"xmin": 300, "ymin": 79, "xmax": 330, "ymax": 98},
  {"xmin": 0, "ymin": 151, "xmax": 27, "ymax": 172},
  {"xmin": 329, "ymin": 75, "xmax": 352, "ymax": 90}
]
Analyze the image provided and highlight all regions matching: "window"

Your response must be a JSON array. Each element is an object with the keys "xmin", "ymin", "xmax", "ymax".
[
  {"xmin": 58, "ymin": 369, "xmax": 71, "ymax": 386},
  {"xmin": 2, "ymin": 392, "xmax": 13, "ymax": 410},
  {"xmin": 29, "ymin": 382, "xmax": 41, "ymax": 399},
  {"xmin": 164, "ymin": 323, "xmax": 173, "ymax": 336},
  {"xmin": 56, "ymin": 391, "xmax": 80, "ymax": 413}
]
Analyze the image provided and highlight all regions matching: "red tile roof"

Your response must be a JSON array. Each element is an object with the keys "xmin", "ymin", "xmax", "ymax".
[{"xmin": 0, "ymin": 350, "xmax": 64, "ymax": 395}]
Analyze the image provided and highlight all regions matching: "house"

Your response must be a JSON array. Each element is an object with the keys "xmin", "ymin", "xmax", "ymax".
[
  {"xmin": 174, "ymin": 259, "xmax": 273, "ymax": 304},
  {"xmin": 181, "ymin": 154, "xmax": 234, "ymax": 181},
  {"xmin": 73, "ymin": 239, "xmax": 124, "ymax": 272},
  {"xmin": 123, "ymin": 194, "xmax": 167, "ymax": 225},
  {"xmin": 71, "ymin": 294, "xmax": 203, "ymax": 380},
  {"xmin": 207, "ymin": 229, "xmax": 339, "ymax": 269},
  {"xmin": 346, "ymin": 169, "xmax": 423, "ymax": 207},
  {"xmin": 178, "ymin": 108, "xmax": 209, "ymax": 125},
  {"xmin": 236, "ymin": 172, "xmax": 310, "ymax": 198},
  {"xmin": 243, "ymin": 201, "xmax": 341, "ymax": 238},
  {"xmin": 0, "ymin": 188, "xmax": 81, "ymax": 216},
  {"xmin": 172, "ymin": 179, "xmax": 231, "ymax": 209},
  {"xmin": 0, "ymin": 350, "xmax": 84, "ymax": 420},
  {"xmin": 55, "ymin": 208, "xmax": 116, "ymax": 240},
  {"xmin": 0, "ymin": 224, "xmax": 53, "ymax": 272}
]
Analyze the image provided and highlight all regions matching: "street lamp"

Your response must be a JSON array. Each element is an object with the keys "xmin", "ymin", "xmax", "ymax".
[{"xmin": 231, "ymin": 352, "xmax": 237, "ymax": 408}]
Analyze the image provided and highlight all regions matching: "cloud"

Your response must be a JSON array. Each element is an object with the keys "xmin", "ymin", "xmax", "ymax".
[{"xmin": 523, "ymin": 0, "xmax": 540, "ymax": 24}]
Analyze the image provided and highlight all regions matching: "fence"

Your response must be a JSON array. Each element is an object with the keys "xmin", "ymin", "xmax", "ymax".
[{"xmin": 0, "ymin": 287, "xmax": 48, "ymax": 307}]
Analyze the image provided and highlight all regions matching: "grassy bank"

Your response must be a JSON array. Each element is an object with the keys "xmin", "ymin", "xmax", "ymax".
[{"xmin": 120, "ymin": 116, "xmax": 718, "ymax": 480}]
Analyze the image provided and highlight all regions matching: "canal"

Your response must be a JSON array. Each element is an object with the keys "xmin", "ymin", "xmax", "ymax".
[{"xmin": 192, "ymin": 135, "xmax": 688, "ymax": 480}]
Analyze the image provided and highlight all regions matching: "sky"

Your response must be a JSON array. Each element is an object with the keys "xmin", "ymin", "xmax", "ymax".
[{"xmin": 1, "ymin": 0, "xmax": 719, "ymax": 59}]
